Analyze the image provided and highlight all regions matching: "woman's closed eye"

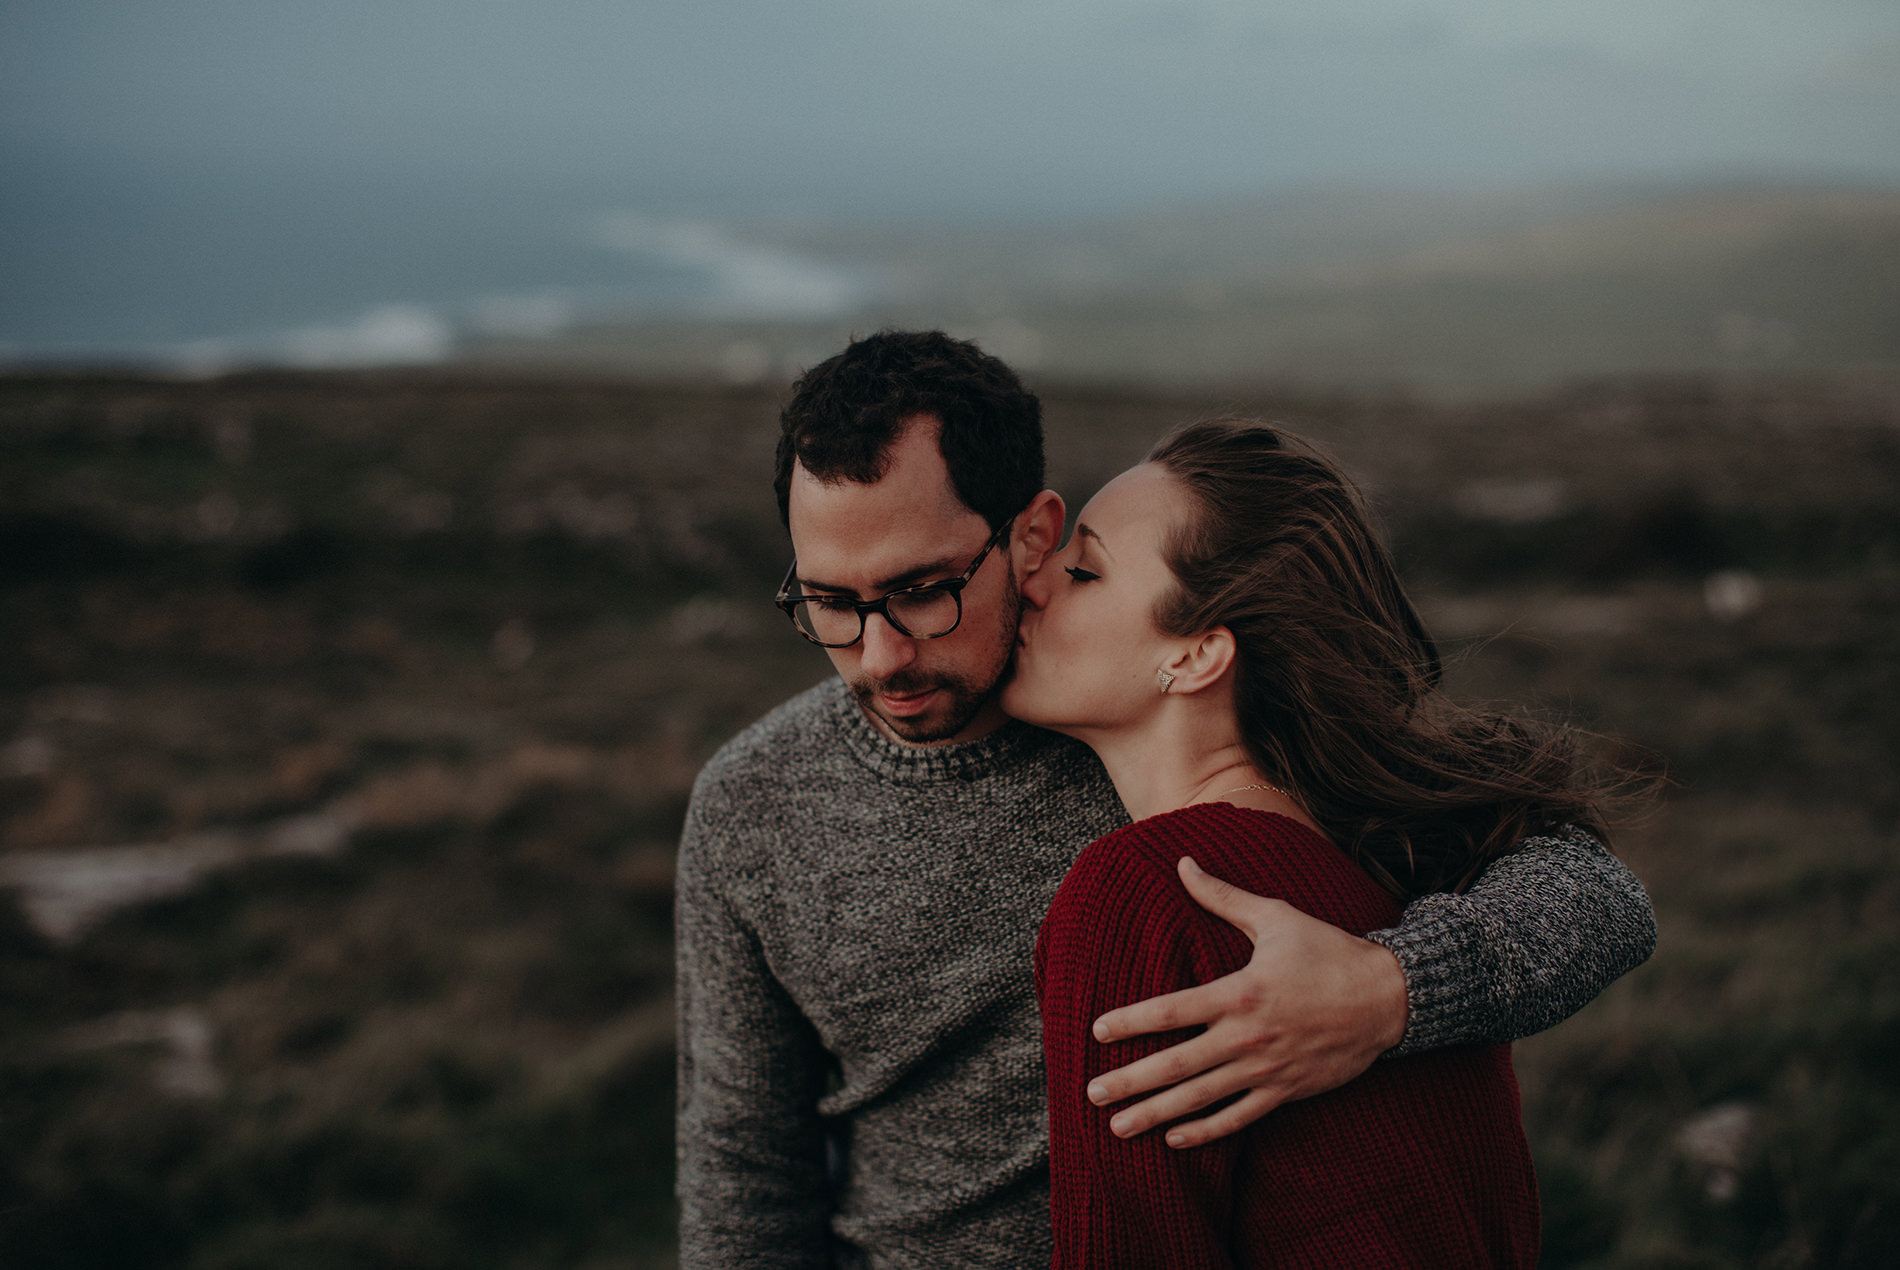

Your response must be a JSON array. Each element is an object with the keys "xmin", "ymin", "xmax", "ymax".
[{"xmin": 1064, "ymin": 566, "xmax": 1100, "ymax": 583}]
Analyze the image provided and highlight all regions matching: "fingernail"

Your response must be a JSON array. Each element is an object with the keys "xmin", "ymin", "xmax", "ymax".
[
  {"xmin": 1092, "ymin": 1020, "xmax": 1110, "ymax": 1042},
  {"xmin": 1087, "ymin": 1082, "xmax": 1107, "ymax": 1104},
  {"xmin": 1180, "ymin": 856, "xmax": 1200, "ymax": 873},
  {"xmin": 1110, "ymin": 1116, "xmax": 1131, "ymax": 1137},
  {"xmin": 1166, "ymin": 1131, "xmax": 1185, "ymax": 1148}
]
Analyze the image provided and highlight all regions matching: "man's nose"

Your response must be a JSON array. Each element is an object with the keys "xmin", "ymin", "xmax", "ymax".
[{"xmin": 858, "ymin": 612, "xmax": 918, "ymax": 680}]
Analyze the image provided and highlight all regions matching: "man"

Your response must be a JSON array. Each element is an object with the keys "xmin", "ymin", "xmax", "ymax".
[{"xmin": 676, "ymin": 330, "xmax": 1654, "ymax": 1268}]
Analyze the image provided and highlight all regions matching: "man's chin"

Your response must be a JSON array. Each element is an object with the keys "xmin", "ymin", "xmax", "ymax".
[
  {"xmin": 852, "ymin": 680, "xmax": 990, "ymax": 744},
  {"xmin": 876, "ymin": 712, "xmax": 962, "ymax": 744}
]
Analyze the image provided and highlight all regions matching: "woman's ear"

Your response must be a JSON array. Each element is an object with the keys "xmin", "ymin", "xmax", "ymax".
[
  {"xmin": 1164, "ymin": 627, "xmax": 1236, "ymax": 696},
  {"xmin": 1013, "ymin": 489, "xmax": 1067, "ymax": 578}
]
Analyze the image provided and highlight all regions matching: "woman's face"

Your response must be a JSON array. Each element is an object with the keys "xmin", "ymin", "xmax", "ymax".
[{"xmin": 1002, "ymin": 462, "xmax": 1189, "ymax": 737}]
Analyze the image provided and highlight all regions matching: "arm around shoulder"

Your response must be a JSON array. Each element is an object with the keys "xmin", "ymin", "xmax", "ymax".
[{"xmin": 1367, "ymin": 825, "xmax": 1657, "ymax": 1056}]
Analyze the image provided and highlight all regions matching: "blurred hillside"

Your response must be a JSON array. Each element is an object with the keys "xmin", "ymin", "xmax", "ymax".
[
  {"xmin": 464, "ymin": 183, "xmax": 1900, "ymax": 396},
  {"xmin": 1, "ymin": 369, "xmax": 1897, "ymax": 1267}
]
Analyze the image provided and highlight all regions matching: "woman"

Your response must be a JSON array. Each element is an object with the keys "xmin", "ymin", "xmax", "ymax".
[{"xmin": 1004, "ymin": 419, "xmax": 1615, "ymax": 1268}]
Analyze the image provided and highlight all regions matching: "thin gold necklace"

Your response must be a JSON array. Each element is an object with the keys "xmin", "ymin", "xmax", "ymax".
[{"xmin": 1215, "ymin": 781, "xmax": 1289, "ymax": 800}]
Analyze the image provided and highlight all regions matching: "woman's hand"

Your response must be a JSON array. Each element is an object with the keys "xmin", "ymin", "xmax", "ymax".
[{"xmin": 1084, "ymin": 856, "xmax": 1410, "ymax": 1148}]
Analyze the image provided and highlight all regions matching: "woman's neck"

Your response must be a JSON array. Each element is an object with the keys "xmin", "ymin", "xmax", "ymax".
[{"xmin": 1081, "ymin": 699, "xmax": 1318, "ymax": 833}]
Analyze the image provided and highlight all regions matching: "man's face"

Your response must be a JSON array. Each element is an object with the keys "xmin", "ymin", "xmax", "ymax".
[{"xmin": 785, "ymin": 417, "xmax": 1023, "ymax": 745}]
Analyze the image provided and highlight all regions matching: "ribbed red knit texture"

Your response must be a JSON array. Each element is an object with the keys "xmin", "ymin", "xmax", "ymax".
[{"xmin": 1035, "ymin": 802, "xmax": 1540, "ymax": 1269}]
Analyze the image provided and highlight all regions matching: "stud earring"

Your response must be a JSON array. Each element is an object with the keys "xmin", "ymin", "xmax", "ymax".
[{"xmin": 1156, "ymin": 669, "xmax": 1175, "ymax": 694}]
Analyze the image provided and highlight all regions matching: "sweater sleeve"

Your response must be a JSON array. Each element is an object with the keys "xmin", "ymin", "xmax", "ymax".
[
  {"xmin": 1366, "ymin": 825, "xmax": 1658, "ymax": 1056},
  {"xmin": 674, "ymin": 781, "xmax": 834, "ymax": 1269},
  {"xmin": 1038, "ymin": 844, "xmax": 1249, "ymax": 1270}
]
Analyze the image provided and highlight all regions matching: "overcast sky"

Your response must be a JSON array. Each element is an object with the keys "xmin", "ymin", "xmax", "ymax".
[
  {"xmin": 7, "ymin": 0, "xmax": 1898, "ymax": 220},
  {"xmin": 4, "ymin": 0, "xmax": 1897, "ymax": 355}
]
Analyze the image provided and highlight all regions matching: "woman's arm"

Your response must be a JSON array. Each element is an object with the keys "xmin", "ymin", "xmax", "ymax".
[{"xmin": 1038, "ymin": 846, "xmax": 1252, "ymax": 1270}]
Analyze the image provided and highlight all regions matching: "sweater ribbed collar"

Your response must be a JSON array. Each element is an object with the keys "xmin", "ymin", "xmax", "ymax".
[{"xmin": 825, "ymin": 677, "xmax": 1045, "ymax": 785}]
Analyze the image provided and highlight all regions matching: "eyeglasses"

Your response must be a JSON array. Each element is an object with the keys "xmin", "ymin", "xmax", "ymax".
[{"xmin": 775, "ymin": 517, "xmax": 1013, "ymax": 649}]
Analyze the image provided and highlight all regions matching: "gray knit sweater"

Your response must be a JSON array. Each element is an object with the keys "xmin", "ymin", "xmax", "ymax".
[{"xmin": 674, "ymin": 678, "xmax": 1655, "ymax": 1269}]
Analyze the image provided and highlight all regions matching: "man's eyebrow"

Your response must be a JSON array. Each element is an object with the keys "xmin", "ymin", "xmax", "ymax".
[{"xmin": 797, "ymin": 554, "xmax": 965, "ymax": 596}]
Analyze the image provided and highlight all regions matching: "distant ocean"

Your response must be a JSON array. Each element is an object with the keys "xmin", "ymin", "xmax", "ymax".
[{"xmin": 0, "ymin": 163, "xmax": 870, "ymax": 372}]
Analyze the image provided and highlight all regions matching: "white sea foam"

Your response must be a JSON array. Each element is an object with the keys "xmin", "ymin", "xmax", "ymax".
[
  {"xmin": 150, "ymin": 303, "xmax": 459, "ymax": 375},
  {"xmin": 278, "ymin": 304, "xmax": 457, "ymax": 367},
  {"xmin": 587, "ymin": 213, "xmax": 870, "ymax": 319},
  {"xmin": 469, "ymin": 291, "xmax": 578, "ymax": 338},
  {"xmin": 8, "ymin": 212, "xmax": 873, "ymax": 372},
  {"xmin": 168, "ymin": 215, "xmax": 871, "ymax": 372}
]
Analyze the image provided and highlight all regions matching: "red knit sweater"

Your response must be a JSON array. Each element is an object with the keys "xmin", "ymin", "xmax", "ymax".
[{"xmin": 1035, "ymin": 802, "xmax": 1540, "ymax": 1269}]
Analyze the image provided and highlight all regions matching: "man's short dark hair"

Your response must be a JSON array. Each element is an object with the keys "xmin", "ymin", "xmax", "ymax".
[{"xmin": 774, "ymin": 330, "xmax": 1045, "ymax": 530}]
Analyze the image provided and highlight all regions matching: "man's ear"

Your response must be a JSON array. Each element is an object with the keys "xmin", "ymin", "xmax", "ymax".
[
  {"xmin": 1164, "ymin": 627, "xmax": 1236, "ymax": 696},
  {"xmin": 1013, "ymin": 489, "xmax": 1066, "ymax": 577}
]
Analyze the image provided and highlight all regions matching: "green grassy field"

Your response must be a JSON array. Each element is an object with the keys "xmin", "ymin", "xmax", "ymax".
[{"xmin": 1, "ymin": 370, "xmax": 1895, "ymax": 1267}]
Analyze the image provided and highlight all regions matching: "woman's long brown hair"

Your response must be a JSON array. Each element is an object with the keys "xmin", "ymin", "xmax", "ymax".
[{"xmin": 1149, "ymin": 417, "xmax": 1618, "ymax": 897}]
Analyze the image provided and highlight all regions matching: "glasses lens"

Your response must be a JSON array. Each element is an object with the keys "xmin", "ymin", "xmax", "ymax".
[
  {"xmin": 790, "ymin": 598, "xmax": 862, "ymax": 646},
  {"xmin": 886, "ymin": 588, "xmax": 961, "ymax": 639}
]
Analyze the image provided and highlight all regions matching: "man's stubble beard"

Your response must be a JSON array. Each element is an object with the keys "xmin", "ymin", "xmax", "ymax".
[{"xmin": 848, "ymin": 567, "xmax": 1024, "ymax": 744}]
